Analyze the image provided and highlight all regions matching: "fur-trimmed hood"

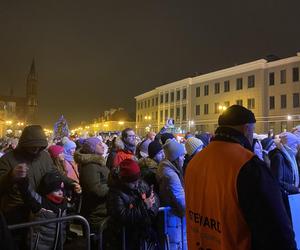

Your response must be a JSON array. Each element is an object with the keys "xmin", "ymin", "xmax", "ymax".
[
  {"xmin": 138, "ymin": 157, "xmax": 158, "ymax": 171},
  {"xmin": 74, "ymin": 151, "xmax": 106, "ymax": 167}
]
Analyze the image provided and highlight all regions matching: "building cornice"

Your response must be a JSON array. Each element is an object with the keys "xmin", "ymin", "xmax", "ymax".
[
  {"xmin": 156, "ymin": 78, "xmax": 192, "ymax": 91},
  {"xmin": 266, "ymin": 54, "xmax": 300, "ymax": 68},
  {"xmin": 191, "ymin": 59, "xmax": 267, "ymax": 84},
  {"xmin": 135, "ymin": 89, "xmax": 158, "ymax": 100}
]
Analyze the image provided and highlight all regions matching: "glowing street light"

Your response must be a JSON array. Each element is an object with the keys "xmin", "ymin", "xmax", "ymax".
[
  {"xmin": 118, "ymin": 121, "xmax": 124, "ymax": 125},
  {"xmin": 218, "ymin": 105, "xmax": 227, "ymax": 112},
  {"xmin": 287, "ymin": 115, "xmax": 292, "ymax": 121}
]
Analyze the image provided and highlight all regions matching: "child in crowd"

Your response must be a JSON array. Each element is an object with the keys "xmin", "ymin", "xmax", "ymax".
[{"xmin": 17, "ymin": 172, "xmax": 68, "ymax": 250}]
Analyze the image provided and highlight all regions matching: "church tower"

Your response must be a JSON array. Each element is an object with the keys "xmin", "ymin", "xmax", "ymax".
[{"xmin": 26, "ymin": 59, "xmax": 38, "ymax": 124}]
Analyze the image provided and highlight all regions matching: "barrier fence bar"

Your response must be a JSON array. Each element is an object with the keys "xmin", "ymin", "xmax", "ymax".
[{"xmin": 8, "ymin": 215, "xmax": 91, "ymax": 250}]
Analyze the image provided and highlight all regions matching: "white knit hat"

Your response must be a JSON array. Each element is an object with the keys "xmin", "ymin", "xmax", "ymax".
[{"xmin": 185, "ymin": 137, "xmax": 203, "ymax": 156}]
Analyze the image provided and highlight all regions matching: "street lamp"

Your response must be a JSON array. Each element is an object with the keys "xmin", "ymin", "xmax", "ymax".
[
  {"xmin": 218, "ymin": 105, "xmax": 227, "ymax": 112},
  {"xmin": 287, "ymin": 115, "xmax": 292, "ymax": 121}
]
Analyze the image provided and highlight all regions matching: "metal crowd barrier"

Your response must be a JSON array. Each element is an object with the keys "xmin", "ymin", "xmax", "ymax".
[
  {"xmin": 120, "ymin": 206, "xmax": 185, "ymax": 250},
  {"xmin": 8, "ymin": 215, "xmax": 91, "ymax": 250}
]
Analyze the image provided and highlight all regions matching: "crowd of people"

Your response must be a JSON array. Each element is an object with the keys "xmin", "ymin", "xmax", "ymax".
[{"xmin": 0, "ymin": 105, "xmax": 299, "ymax": 249}]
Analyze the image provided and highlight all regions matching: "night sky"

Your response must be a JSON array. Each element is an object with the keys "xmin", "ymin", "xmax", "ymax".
[{"xmin": 0, "ymin": 0, "xmax": 300, "ymax": 128}]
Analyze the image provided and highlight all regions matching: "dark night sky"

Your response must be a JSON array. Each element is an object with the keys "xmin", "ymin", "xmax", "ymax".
[{"xmin": 0, "ymin": 0, "xmax": 300, "ymax": 128}]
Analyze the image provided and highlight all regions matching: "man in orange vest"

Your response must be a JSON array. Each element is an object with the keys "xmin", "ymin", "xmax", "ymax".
[{"xmin": 185, "ymin": 105, "xmax": 296, "ymax": 250}]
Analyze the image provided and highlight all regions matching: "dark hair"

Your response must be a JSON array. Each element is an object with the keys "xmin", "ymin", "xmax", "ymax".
[{"xmin": 121, "ymin": 128, "xmax": 134, "ymax": 139}]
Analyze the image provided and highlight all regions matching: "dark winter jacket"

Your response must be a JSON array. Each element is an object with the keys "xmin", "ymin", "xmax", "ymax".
[
  {"xmin": 0, "ymin": 126, "xmax": 74, "ymax": 225},
  {"xmin": 0, "ymin": 212, "xmax": 15, "ymax": 250},
  {"xmin": 16, "ymin": 177, "xmax": 67, "ymax": 250},
  {"xmin": 269, "ymin": 148, "xmax": 300, "ymax": 194},
  {"xmin": 74, "ymin": 151, "xmax": 109, "ymax": 231},
  {"xmin": 106, "ymin": 179, "xmax": 160, "ymax": 250}
]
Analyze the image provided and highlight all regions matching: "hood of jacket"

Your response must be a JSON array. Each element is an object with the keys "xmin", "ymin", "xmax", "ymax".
[
  {"xmin": 18, "ymin": 125, "xmax": 48, "ymax": 148},
  {"xmin": 138, "ymin": 157, "xmax": 159, "ymax": 170},
  {"xmin": 74, "ymin": 151, "xmax": 106, "ymax": 167}
]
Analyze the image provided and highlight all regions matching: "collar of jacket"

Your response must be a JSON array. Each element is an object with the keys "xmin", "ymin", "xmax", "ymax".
[
  {"xmin": 213, "ymin": 126, "xmax": 253, "ymax": 151},
  {"xmin": 74, "ymin": 151, "xmax": 106, "ymax": 166},
  {"xmin": 122, "ymin": 141, "xmax": 136, "ymax": 154}
]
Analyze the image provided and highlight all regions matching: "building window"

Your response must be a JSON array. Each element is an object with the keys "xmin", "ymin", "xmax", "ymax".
[
  {"xmin": 137, "ymin": 103, "xmax": 140, "ymax": 110},
  {"xmin": 155, "ymin": 97, "xmax": 158, "ymax": 106},
  {"xmin": 204, "ymin": 104, "xmax": 209, "ymax": 115},
  {"xmin": 151, "ymin": 98, "xmax": 154, "ymax": 107},
  {"xmin": 236, "ymin": 99, "xmax": 243, "ymax": 106},
  {"xmin": 248, "ymin": 75, "xmax": 255, "ymax": 88},
  {"xmin": 214, "ymin": 82, "xmax": 220, "ymax": 94},
  {"xmin": 176, "ymin": 107, "xmax": 180, "ymax": 121},
  {"xmin": 148, "ymin": 100, "xmax": 150, "ymax": 108},
  {"xmin": 269, "ymin": 72, "xmax": 275, "ymax": 85},
  {"xmin": 281, "ymin": 95, "xmax": 286, "ymax": 109},
  {"xmin": 144, "ymin": 101, "xmax": 147, "ymax": 108},
  {"xmin": 293, "ymin": 93, "xmax": 300, "ymax": 108},
  {"xmin": 293, "ymin": 67, "xmax": 299, "ymax": 82},
  {"xmin": 165, "ymin": 109, "xmax": 169, "ymax": 120},
  {"xmin": 176, "ymin": 90, "xmax": 180, "ymax": 101},
  {"xmin": 269, "ymin": 96, "xmax": 275, "ymax": 110},
  {"xmin": 224, "ymin": 80, "xmax": 230, "ymax": 92},
  {"xmin": 141, "ymin": 102, "xmax": 143, "ymax": 109},
  {"xmin": 160, "ymin": 94, "xmax": 163, "ymax": 104},
  {"xmin": 155, "ymin": 111, "xmax": 158, "ymax": 121},
  {"xmin": 170, "ymin": 108, "xmax": 174, "ymax": 118},
  {"xmin": 214, "ymin": 103, "xmax": 219, "ymax": 114},
  {"xmin": 204, "ymin": 85, "xmax": 209, "ymax": 96},
  {"xmin": 165, "ymin": 93, "xmax": 169, "ymax": 103},
  {"xmin": 170, "ymin": 92, "xmax": 174, "ymax": 102},
  {"xmin": 236, "ymin": 78, "xmax": 243, "ymax": 90},
  {"xmin": 196, "ymin": 87, "xmax": 200, "ymax": 97},
  {"xmin": 280, "ymin": 70, "xmax": 286, "ymax": 84},
  {"xmin": 182, "ymin": 89, "xmax": 187, "ymax": 100},
  {"xmin": 160, "ymin": 110, "xmax": 163, "ymax": 122},
  {"xmin": 196, "ymin": 105, "xmax": 200, "ymax": 116},
  {"xmin": 247, "ymin": 98, "xmax": 255, "ymax": 109},
  {"xmin": 182, "ymin": 106, "xmax": 186, "ymax": 121}
]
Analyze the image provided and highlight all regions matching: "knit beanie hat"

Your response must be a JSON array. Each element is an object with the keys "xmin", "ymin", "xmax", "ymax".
[
  {"xmin": 195, "ymin": 133, "xmax": 211, "ymax": 147},
  {"xmin": 218, "ymin": 105, "xmax": 256, "ymax": 126},
  {"xmin": 163, "ymin": 139, "xmax": 185, "ymax": 162},
  {"xmin": 148, "ymin": 140, "xmax": 163, "ymax": 159},
  {"xmin": 119, "ymin": 159, "xmax": 141, "ymax": 182},
  {"xmin": 18, "ymin": 125, "xmax": 48, "ymax": 148},
  {"xmin": 138, "ymin": 139, "xmax": 151, "ymax": 158},
  {"xmin": 82, "ymin": 137, "xmax": 101, "ymax": 154},
  {"xmin": 161, "ymin": 133, "xmax": 175, "ymax": 145},
  {"xmin": 185, "ymin": 137, "xmax": 204, "ymax": 156},
  {"xmin": 39, "ymin": 172, "xmax": 64, "ymax": 195},
  {"xmin": 48, "ymin": 145, "xmax": 64, "ymax": 159},
  {"xmin": 63, "ymin": 138, "xmax": 76, "ymax": 151}
]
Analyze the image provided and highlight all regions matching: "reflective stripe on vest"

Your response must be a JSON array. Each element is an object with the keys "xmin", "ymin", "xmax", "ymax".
[{"xmin": 185, "ymin": 141, "xmax": 254, "ymax": 250}]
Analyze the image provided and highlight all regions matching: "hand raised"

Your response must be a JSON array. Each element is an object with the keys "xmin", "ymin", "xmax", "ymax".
[{"xmin": 12, "ymin": 163, "xmax": 28, "ymax": 180}]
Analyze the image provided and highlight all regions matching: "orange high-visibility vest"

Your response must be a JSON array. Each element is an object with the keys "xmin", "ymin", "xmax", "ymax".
[{"xmin": 185, "ymin": 141, "xmax": 254, "ymax": 250}]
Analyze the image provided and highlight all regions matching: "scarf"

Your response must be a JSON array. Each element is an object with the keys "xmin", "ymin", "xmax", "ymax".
[{"xmin": 281, "ymin": 145, "xmax": 299, "ymax": 187}]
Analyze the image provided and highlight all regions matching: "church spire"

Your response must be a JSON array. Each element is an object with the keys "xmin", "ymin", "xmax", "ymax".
[{"xmin": 27, "ymin": 58, "xmax": 37, "ymax": 81}]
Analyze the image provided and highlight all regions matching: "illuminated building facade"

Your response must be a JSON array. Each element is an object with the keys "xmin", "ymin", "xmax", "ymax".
[{"xmin": 135, "ymin": 53, "xmax": 300, "ymax": 135}]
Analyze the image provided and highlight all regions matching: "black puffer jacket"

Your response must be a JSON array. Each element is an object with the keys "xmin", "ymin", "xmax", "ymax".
[
  {"xmin": 74, "ymin": 151, "xmax": 109, "ymax": 231},
  {"xmin": 106, "ymin": 178, "xmax": 160, "ymax": 249}
]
